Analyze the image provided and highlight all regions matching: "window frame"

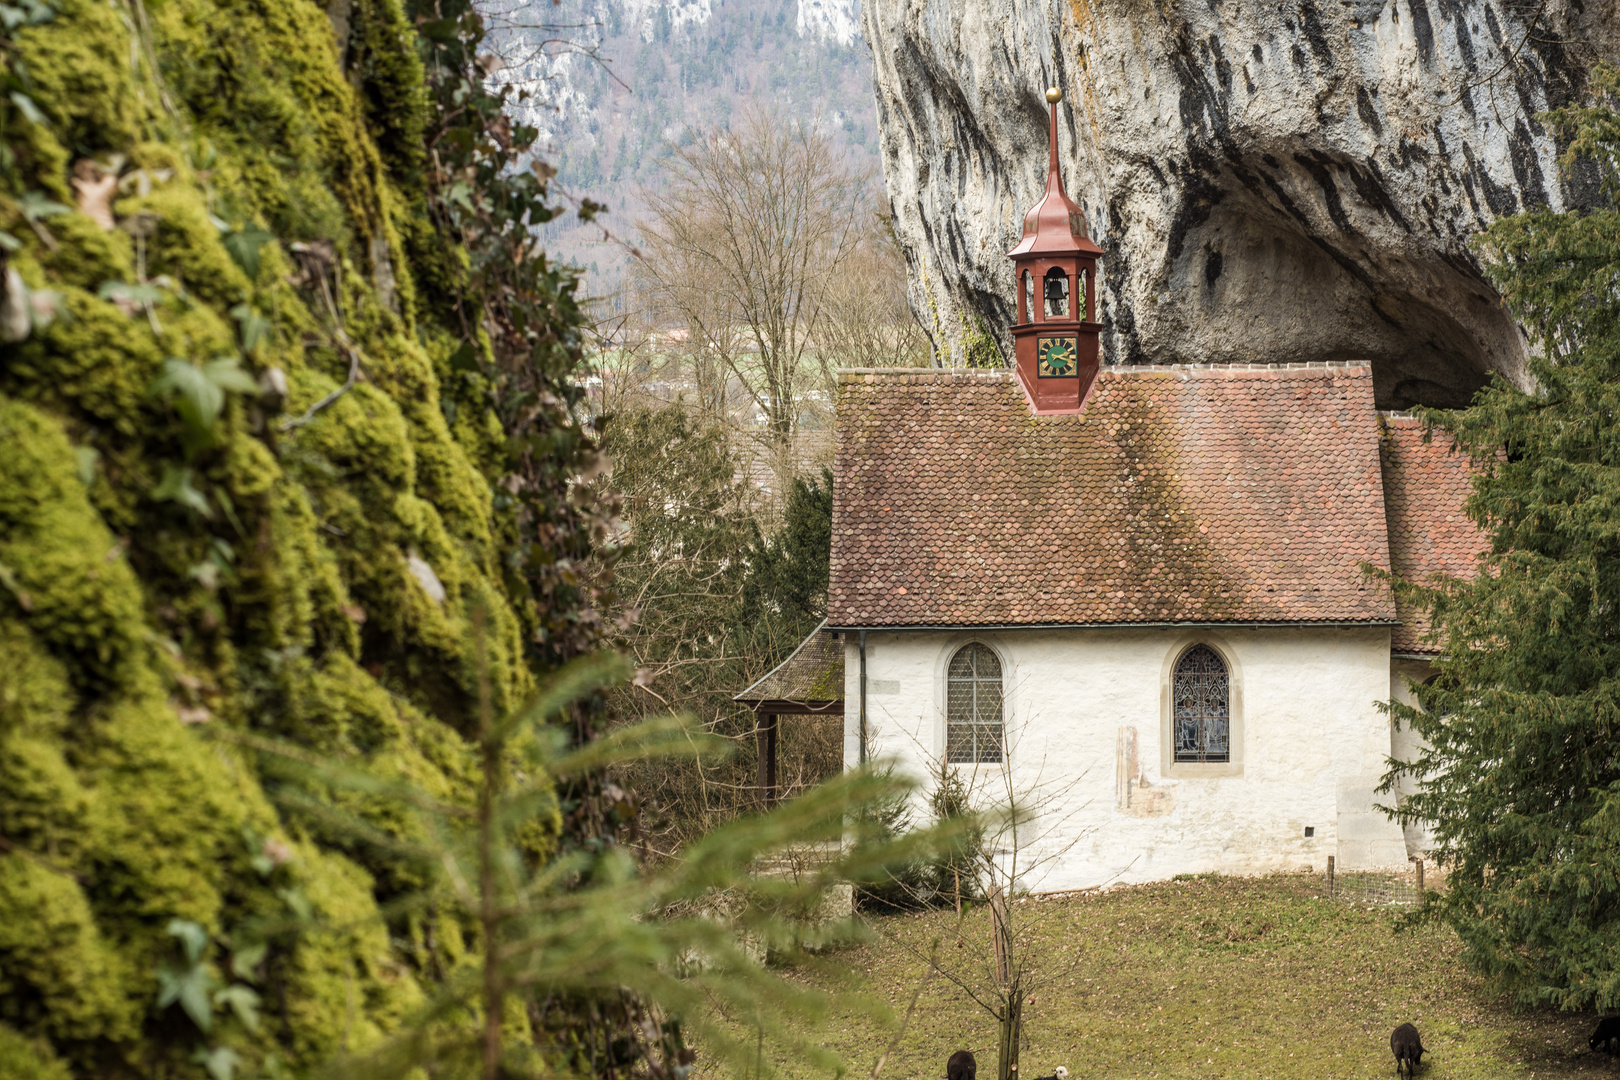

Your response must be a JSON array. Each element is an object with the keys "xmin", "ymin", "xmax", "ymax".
[
  {"xmin": 1159, "ymin": 634, "xmax": 1244, "ymax": 778},
  {"xmin": 937, "ymin": 638, "xmax": 1010, "ymax": 766}
]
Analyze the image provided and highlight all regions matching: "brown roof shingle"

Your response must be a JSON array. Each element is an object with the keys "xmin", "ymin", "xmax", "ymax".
[
  {"xmin": 734, "ymin": 622, "xmax": 844, "ymax": 705},
  {"xmin": 1379, "ymin": 416, "xmax": 1483, "ymax": 655},
  {"xmin": 828, "ymin": 365, "xmax": 1398, "ymax": 628}
]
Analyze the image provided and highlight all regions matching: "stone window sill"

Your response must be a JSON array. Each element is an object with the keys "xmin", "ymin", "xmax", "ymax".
[{"xmin": 1164, "ymin": 761, "xmax": 1244, "ymax": 779}]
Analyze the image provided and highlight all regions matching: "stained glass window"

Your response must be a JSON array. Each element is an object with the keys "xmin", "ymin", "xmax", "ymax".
[
  {"xmin": 1173, "ymin": 644, "xmax": 1230, "ymax": 763},
  {"xmin": 947, "ymin": 643, "xmax": 1003, "ymax": 763},
  {"xmin": 1037, "ymin": 336, "xmax": 1078, "ymax": 377}
]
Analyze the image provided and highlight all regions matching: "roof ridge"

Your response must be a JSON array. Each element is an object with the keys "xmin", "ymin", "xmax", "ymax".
[{"xmin": 837, "ymin": 361, "xmax": 1373, "ymax": 383}]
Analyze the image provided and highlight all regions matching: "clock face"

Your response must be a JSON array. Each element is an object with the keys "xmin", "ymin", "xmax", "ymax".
[{"xmin": 1037, "ymin": 335, "xmax": 1078, "ymax": 378}]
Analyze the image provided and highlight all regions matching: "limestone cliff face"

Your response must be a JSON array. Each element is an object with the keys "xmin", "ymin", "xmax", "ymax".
[{"xmin": 864, "ymin": 0, "xmax": 1618, "ymax": 408}]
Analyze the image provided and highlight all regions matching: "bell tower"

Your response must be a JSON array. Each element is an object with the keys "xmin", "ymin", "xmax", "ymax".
[{"xmin": 1007, "ymin": 86, "xmax": 1103, "ymax": 414}]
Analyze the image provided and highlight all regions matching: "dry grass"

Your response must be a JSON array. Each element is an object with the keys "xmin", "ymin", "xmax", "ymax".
[{"xmin": 720, "ymin": 873, "xmax": 1615, "ymax": 1080}]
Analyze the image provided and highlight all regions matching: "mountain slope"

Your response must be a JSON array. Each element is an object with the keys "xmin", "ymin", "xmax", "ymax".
[{"xmin": 488, "ymin": 0, "xmax": 879, "ymax": 290}]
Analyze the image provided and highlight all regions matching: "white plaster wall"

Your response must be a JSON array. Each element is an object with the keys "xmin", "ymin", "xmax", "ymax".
[
  {"xmin": 843, "ymin": 627, "xmax": 1408, "ymax": 891},
  {"xmin": 1390, "ymin": 658, "xmax": 1437, "ymax": 858}
]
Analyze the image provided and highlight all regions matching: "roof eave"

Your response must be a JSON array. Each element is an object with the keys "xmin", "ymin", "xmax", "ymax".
[
  {"xmin": 732, "ymin": 619, "xmax": 839, "ymax": 703},
  {"xmin": 825, "ymin": 619, "xmax": 1401, "ymax": 633}
]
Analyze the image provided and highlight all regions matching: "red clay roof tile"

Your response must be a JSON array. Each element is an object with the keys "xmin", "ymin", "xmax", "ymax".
[
  {"xmin": 1379, "ymin": 415, "xmax": 1483, "ymax": 654},
  {"xmin": 828, "ymin": 365, "xmax": 1401, "ymax": 628}
]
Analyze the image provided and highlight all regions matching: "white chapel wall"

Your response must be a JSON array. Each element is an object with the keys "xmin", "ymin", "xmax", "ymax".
[
  {"xmin": 1389, "ymin": 657, "xmax": 1437, "ymax": 859},
  {"xmin": 843, "ymin": 627, "xmax": 1408, "ymax": 891}
]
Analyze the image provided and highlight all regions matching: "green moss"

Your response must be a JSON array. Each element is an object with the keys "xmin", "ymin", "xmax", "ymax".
[
  {"xmin": 349, "ymin": 0, "xmax": 428, "ymax": 187},
  {"xmin": 35, "ymin": 210, "xmax": 137, "ymax": 291},
  {"xmin": 0, "ymin": 857, "xmax": 138, "ymax": 1051},
  {"xmin": 0, "ymin": 399, "xmax": 148, "ymax": 690},
  {"xmin": 12, "ymin": 0, "xmax": 142, "ymax": 155},
  {"xmin": 2, "ymin": 291, "xmax": 166, "ymax": 438},
  {"xmin": 0, "ymin": 1, "xmax": 544, "ymax": 1073},
  {"xmin": 0, "ymin": 1025, "xmax": 73, "ymax": 1080}
]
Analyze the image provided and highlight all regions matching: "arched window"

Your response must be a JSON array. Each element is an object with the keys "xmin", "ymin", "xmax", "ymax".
[
  {"xmin": 947, "ymin": 643, "xmax": 1003, "ymax": 763},
  {"xmin": 1173, "ymin": 644, "xmax": 1230, "ymax": 763}
]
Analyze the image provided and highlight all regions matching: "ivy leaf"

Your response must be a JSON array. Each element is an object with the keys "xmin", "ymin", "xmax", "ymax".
[
  {"xmin": 220, "ymin": 223, "xmax": 274, "ymax": 281},
  {"xmin": 447, "ymin": 181, "xmax": 476, "ymax": 213},
  {"xmin": 191, "ymin": 1046, "xmax": 241, "ymax": 1080},
  {"xmin": 447, "ymin": 341, "xmax": 480, "ymax": 372},
  {"xmin": 0, "ymin": 230, "xmax": 20, "ymax": 253},
  {"xmin": 151, "ymin": 358, "xmax": 225, "ymax": 436},
  {"xmin": 156, "ymin": 922, "xmax": 217, "ymax": 1034},
  {"xmin": 8, "ymin": 91, "xmax": 46, "ymax": 126},
  {"xmin": 75, "ymin": 445, "xmax": 98, "ymax": 486},
  {"xmin": 205, "ymin": 356, "xmax": 260, "ymax": 396},
  {"xmin": 214, "ymin": 984, "xmax": 261, "ymax": 1032},
  {"xmin": 229, "ymin": 303, "xmax": 271, "ymax": 354},
  {"xmin": 0, "ymin": 2, "xmax": 55, "ymax": 32},
  {"xmin": 230, "ymin": 940, "xmax": 268, "ymax": 982},
  {"xmin": 156, "ymin": 962, "xmax": 216, "ymax": 1031},
  {"xmin": 150, "ymin": 356, "xmax": 259, "ymax": 444},
  {"xmin": 98, "ymin": 280, "xmax": 167, "ymax": 316},
  {"xmin": 167, "ymin": 918, "xmax": 209, "ymax": 964},
  {"xmin": 18, "ymin": 189, "xmax": 69, "ymax": 221},
  {"xmin": 152, "ymin": 464, "xmax": 212, "ymax": 518},
  {"xmin": 276, "ymin": 886, "xmax": 313, "ymax": 921}
]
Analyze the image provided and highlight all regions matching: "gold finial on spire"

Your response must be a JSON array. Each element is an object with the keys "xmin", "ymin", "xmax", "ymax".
[{"xmin": 1045, "ymin": 86, "xmax": 1063, "ymax": 104}]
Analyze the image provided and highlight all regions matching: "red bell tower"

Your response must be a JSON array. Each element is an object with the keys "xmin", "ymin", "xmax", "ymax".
[{"xmin": 1008, "ymin": 86, "xmax": 1103, "ymax": 414}]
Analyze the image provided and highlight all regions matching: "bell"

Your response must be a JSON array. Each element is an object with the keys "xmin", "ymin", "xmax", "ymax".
[{"xmin": 1044, "ymin": 274, "xmax": 1067, "ymax": 305}]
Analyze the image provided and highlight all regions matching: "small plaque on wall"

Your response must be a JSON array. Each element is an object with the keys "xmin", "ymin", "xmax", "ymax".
[{"xmin": 1036, "ymin": 335, "xmax": 1078, "ymax": 377}]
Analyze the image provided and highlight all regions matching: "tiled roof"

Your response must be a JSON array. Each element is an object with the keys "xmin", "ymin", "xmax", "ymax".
[
  {"xmin": 828, "ymin": 365, "xmax": 1397, "ymax": 628},
  {"xmin": 734, "ymin": 622, "xmax": 845, "ymax": 704},
  {"xmin": 1379, "ymin": 416, "xmax": 1483, "ymax": 654}
]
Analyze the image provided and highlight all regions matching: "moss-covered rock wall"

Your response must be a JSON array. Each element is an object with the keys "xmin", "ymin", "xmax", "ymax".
[{"xmin": 0, "ymin": 2, "xmax": 542, "ymax": 1075}]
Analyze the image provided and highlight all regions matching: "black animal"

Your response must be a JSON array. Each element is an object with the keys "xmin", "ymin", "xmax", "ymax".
[
  {"xmin": 1391, "ymin": 1023, "xmax": 1425, "ymax": 1078},
  {"xmin": 1593, "ymin": 1016, "xmax": 1620, "ymax": 1055},
  {"xmin": 946, "ymin": 1050, "xmax": 976, "ymax": 1080}
]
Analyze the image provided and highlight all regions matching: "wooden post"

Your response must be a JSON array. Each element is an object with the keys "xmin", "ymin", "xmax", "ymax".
[
  {"xmin": 1416, "ymin": 859, "xmax": 1425, "ymax": 894},
  {"xmin": 1327, "ymin": 855, "xmax": 1335, "ymax": 896},
  {"xmin": 765, "ymin": 712, "xmax": 778, "ymax": 806},
  {"xmin": 989, "ymin": 886, "xmax": 1012, "ymax": 985},
  {"xmin": 755, "ymin": 711, "xmax": 779, "ymax": 808}
]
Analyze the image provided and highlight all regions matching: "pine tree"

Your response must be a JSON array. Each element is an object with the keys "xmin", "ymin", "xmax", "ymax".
[
  {"xmin": 1384, "ymin": 65, "xmax": 1620, "ymax": 1010},
  {"xmin": 741, "ymin": 468, "xmax": 833, "ymax": 636}
]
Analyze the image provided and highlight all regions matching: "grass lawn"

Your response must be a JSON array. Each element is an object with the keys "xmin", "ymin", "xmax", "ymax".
[{"xmin": 727, "ymin": 874, "xmax": 1614, "ymax": 1080}]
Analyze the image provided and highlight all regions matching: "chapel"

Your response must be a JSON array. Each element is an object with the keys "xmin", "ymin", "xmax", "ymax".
[{"xmin": 787, "ymin": 87, "xmax": 1482, "ymax": 891}]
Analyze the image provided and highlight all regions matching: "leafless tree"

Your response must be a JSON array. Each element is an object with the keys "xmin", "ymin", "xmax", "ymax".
[
  {"xmin": 812, "ymin": 214, "xmax": 931, "ymax": 377},
  {"xmin": 636, "ymin": 105, "xmax": 870, "ymax": 498}
]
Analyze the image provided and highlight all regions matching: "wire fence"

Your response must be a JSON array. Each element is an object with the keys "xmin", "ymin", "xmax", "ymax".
[{"xmin": 1326, "ymin": 856, "xmax": 1431, "ymax": 907}]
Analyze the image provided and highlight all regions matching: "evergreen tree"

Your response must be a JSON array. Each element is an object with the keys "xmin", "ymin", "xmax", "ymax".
[
  {"xmin": 1384, "ymin": 65, "xmax": 1620, "ymax": 1010},
  {"xmin": 741, "ymin": 467, "xmax": 833, "ymax": 637}
]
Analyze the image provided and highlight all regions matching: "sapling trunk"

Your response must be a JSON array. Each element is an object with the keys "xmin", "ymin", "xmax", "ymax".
[{"xmin": 997, "ymin": 989, "xmax": 1022, "ymax": 1080}]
